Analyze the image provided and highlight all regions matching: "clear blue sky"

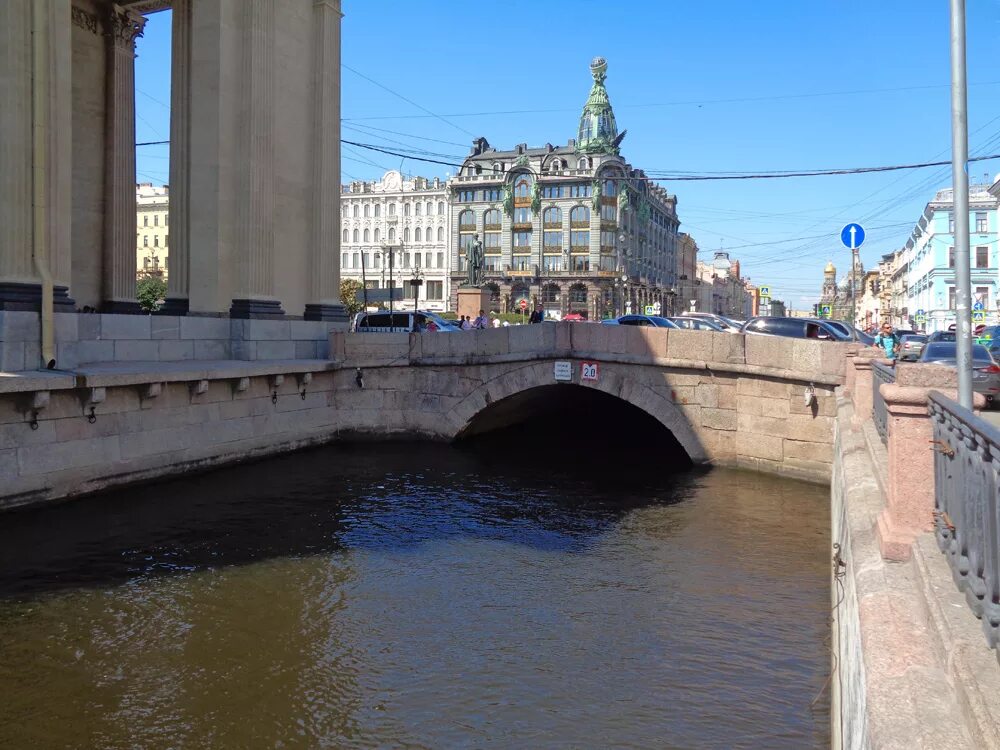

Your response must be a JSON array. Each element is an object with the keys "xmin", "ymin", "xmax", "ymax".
[{"xmin": 135, "ymin": 0, "xmax": 1000, "ymax": 311}]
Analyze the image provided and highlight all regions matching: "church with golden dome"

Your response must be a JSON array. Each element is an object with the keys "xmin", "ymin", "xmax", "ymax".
[{"xmin": 820, "ymin": 256, "xmax": 864, "ymax": 321}]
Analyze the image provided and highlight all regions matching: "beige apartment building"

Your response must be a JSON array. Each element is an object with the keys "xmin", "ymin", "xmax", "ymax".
[{"xmin": 136, "ymin": 183, "xmax": 169, "ymax": 280}]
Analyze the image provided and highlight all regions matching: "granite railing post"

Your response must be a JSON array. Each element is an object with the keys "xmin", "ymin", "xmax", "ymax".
[{"xmin": 850, "ymin": 350, "xmax": 879, "ymax": 428}]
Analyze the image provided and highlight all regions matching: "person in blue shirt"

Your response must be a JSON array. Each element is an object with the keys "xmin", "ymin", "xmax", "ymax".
[{"xmin": 873, "ymin": 323, "xmax": 899, "ymax": 361}]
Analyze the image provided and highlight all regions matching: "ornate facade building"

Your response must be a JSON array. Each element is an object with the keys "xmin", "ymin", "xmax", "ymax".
[
  {"xmin": 819, "ymin": 256, "xmax": 865, "ymax": 324},
  {"xmin": 136, "ymin": 183, "xmax": 169, "ymax": 280},
  {"xmin": 340, "ymin": 171, "xmax": 451, "ymax": 313},
  {"xmin": 447, "ymin": 58, "xmax": 681, "ymax": 319}
]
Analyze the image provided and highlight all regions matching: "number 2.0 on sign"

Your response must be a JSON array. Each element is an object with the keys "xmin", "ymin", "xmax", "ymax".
[{"xmin": 581, "ymin": 362, "xmax": 599, "ymax": 381}]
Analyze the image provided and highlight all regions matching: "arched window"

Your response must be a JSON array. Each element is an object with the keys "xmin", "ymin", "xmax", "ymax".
[
  {"xmin": 352, "ymin": 205, "xmax": 359, "ymax": 218},
  {"xmin": 570, "ymin": 206, "xmax": 591, "ymax": 225},
  {"xmin": 341, "ymin": 205, "xmax": 347, "ymax": 217},
  {"xmin": 437, "ymin": 227, "xmax": 444, "ymax": 242},
  {"xmin": 388, "ymin": 203, "xmax": 396, "ymax": 216},
  {"xmin": 492, "ymin": 163, "xmax": 501, "ymax": 174},
  {"xmin": 602, "ymin": 178, "xmax": 618, "ymax": 197},
  {"xmin": 363, "ymin": 205, "xmax": 370, "ymax": 217},
  {"xmin": 484, "ymin": 209, "xmax": 501, "ymax": 229},
  {"xmin": 459, "ymin": 210, "xmax": 476, "ymax": 231},
  {"xmin": 363, "ymin": 228, "xmax": 370, "ymax": 242},
  {"xmin": 388, "ymin": 227, "xmax": 396, "ymax": 242},
  {"xmin": 374, "ymin": 228, "xmax": 381, "ymax": 243},
  {"xmin": 569, "ymin": 284, "xmax": 588, "ymax": 305},
  {"xmin": 542, "ymin": 284, "xmax": 561, "ymax": 304},
  {"xmin": 438, "ymin": 201, "xmax": 445, "ymax": 215},
  {"xmin": 426, "ymin": 202, "xmax": 433, "ymax": 215},
  {"xmin": 403, "ymin": 227, "xmax": 410, "ymax": 242},
  {"xmin": 514, "ymin": 175, "xmax": 532, "ymax": 198},
  {"xmin": 404, "ymin": 203, "xmax": 411, "ymax": 216},
  {"xmin": 414, "ymin": 227, "xmax": 422, "ymax": 242},
  {"xmin": 374, "ymin": 204, "xmax": 381, "ymax": 217},
  {"xmin": 543, "ymin": 207, "xmax": 562, "ymax": 227},
  {"xmin": 352, "ymin": 229, "xmax": 359, "ymax": 242},
  {"xmin": 415, "ymin": 203, "xmax": 422, "ymax": 216},
  {"xmin": 342, "ymin": 228, "xmax": 348, "ymax": 242},
  {"xmin": 578, "ymin": 157, "xmax": 589, "ymax": 170}
]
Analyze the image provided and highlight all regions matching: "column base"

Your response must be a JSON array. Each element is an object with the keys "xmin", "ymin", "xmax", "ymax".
[
  {"xmin": 0, "ymin": 283, "xmax": 76, "ymax": 312},
  {"xmin": 102, "ymin": 300, "xmax": 143, "ymax": 314},
  {"xmin": 156, "ymin": 297, "xmax": 190, "ymax": 316},
  {"xmin": 230, "ymin": 298, "xmax": 285, "ymax": 319},
  {"xmin": 304, "ymin": 302, "xmax": 348, "ymax": 322}
]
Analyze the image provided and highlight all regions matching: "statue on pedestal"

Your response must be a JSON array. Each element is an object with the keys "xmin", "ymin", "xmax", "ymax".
[{"xmin": 466, "ymin": 234, "xmax": 485, "ymax": 287}]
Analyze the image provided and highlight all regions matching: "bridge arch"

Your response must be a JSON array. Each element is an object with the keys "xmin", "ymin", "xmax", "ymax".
[{"xmin": 444, "ymin": 360, "xmax": 707, "ymax": 465}]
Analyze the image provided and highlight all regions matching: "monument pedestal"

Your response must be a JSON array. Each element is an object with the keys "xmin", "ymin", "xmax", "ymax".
[{"xmin": 457, "ymin": 287, "xmax": 491, "ymax": 322}]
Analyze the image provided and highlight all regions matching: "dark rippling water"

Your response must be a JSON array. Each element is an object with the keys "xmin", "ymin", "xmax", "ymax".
[{"xmin": 0, "ymin": 442, "xmax": 830, "ymax": 749}]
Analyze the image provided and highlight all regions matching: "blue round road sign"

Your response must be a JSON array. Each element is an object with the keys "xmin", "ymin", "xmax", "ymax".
[{"xmin": 841, "ymin": 223, "xmax": 865, "ymax": 249}]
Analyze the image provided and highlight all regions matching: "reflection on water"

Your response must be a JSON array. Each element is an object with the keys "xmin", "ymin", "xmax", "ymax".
[{"xmin": 0, "ymin": 443, "xmax": 830, "ymax": 749}]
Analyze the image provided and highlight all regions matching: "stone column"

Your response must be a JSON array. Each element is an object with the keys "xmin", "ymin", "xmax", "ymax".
[
  {"xmin": 102, "ymin": 5, "xmax": 145, "ymax": 313},
  {"xmin": 230, "ymin": 0, "xmax": 283, "ymax": 318},
  {"xmin": 849, "ymin": 351, "xmax": 879, "ymax": 429},
  {"xmin": 158, "ymin": 0, "xmax": 191, "ymax": 315},
  {"xmin": 304, "ymin": 0, "xmax": 347, "ymax": 321}
]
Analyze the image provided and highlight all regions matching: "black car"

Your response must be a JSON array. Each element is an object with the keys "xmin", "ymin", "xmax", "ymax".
[
  {"xmin": 927, "ymin": 330, "xmax": 956, "ymax": 343},
  {"xmin": 740, "ymin": 317, "xmax": 844, "ymax": 340}
]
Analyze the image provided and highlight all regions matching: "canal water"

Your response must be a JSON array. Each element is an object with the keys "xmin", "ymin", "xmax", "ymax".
[{"xmin": 0, "ymin": 442, "xmax": 830, "ymax": 749}]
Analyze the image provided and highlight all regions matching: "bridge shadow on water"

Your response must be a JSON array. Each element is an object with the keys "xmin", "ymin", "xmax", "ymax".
[{"xmin": 0, "ymin": 389, "xmax": 698, "ymax": 601}]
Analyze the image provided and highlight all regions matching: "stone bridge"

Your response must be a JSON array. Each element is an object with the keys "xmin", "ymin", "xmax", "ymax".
[{"xmin": 0, "ymin": 322, "xmax": 852, "ymax": 508}]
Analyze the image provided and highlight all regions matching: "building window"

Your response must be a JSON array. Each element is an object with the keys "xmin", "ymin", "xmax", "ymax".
[
  {"xmin": 388, "ymin": 228, "xmax": 396, "ymax": 242},
  {"xmin": 544, "ymin": 231, "xmax": 562, "ymax": 249},
  {"xmin": 374, "ymin": 204, "xmax": 381, "ymax": 217},
  {"xmin": 388, "ymin": 203, "xmax": 396, "ymax": 216},
  {"xmin": 402, "ymin": 280, "xmax": 419, "ymax": 300},
  {"xmin": 153, "ymin": 236, "xmax": 159, "ymax": 247},
  {"xmin": 485, "ymin": 255, "xmax": 502, "ymax": 271},
  {"xmin": 948, "ymin": 212, "xmax": 955, "ymax": 233},
  {"xmin": 403, "ymin": 252, "xmax": 410, "ymax": 268},
  {"xmin": 513, "ymin": 207, "xmax": 531, "ymax": 225},
  {"xmin": 143, "ymin": 215, "xmax": 149, "ymax": 227},
  {"xmin": 374, "ymin": 228, "xmax": 381, "ymax": 243},
  {"xmin": 600, "ymin": 203, "xmax": 617, "ymax": 221},
  {"xmin": 353, "ymin": 229, "xmax": 359, "ymax": 243},
  {"xmin": 483, "ymin": 188, "xmax": 501, "ymax": 202},
  {"xmin": 514, "ymin": 176, "xmax": 532, "ymax": 199},
  {"xmin": 542, "ymin": 186, "xmax": 563, "ymax": 199},
  {"xmin": 570, "ymin": 256, "xmax": 589, "ymax": 272},
  {"xmin": 569, "ymin": 284, "xmax": 588, "ymax": 304},
  {"xmin": 570, "ymin": 206, "xmax": 590, "ymax": 226},
  {"xmin": 341, "ymin": 252, "xmax": 348, "ymax": 268},
  {"xmin": 543, "ymin": 255, "xmax": 563, "ymax": 272},
  {"xmin": 403, "ymin": 227, "xmax": 410, "ymax": 242},
  {"xmin": 436, "ymin": 252, "xmax": 444, "ymax": 268},
  {"xmin": 437, "ymin": 227, "xmax": 444, "ymax": 242},
  {"xmin": 426, "ymin": 202, "xmax": 433, "ymax": 215},
  {"xmin": 459, "ymin": 210, "xmax": 476, "ymax": 231},
  {"xmin": 343, "ymin": 229, "xmax": 348, "ymax": 242},
  {"xmin": 415, "ymin": 203, "xmax": 422, "ymax": 216},
  {"xmin": 484, "ymin": 209, "xmax": 502, "ymax": 230},
  {"xmin": 513, "ymin": 231, "xmax": 531, "ymax": 249},
  {"xmin": 485, "ymin": 232, "xmax": 501, "ymax": 251},
  {"xmin": 542, "ymin": 284, "xmax": 560, "ymax": 304},
  {"xmin": 976, "ymin": 286, "xmax": 990, "ymax": 306},
  {"xmin": 512, "ymin": 256, "xmax": 532, "ymax": 271},
  {"xmin": 572, "ymin": 230, "xmax": 590, "ymax": 250},
  {"xmin": 363, "ymin": 228, "xmax": 370, "ymax": 243},
  {"xmin": 363, "ymin": 205, "xmax": 370, "ymax": 218},
  {"xmin": 143, "ymin": 236, "xmax": 149, "ymax": 247},
  {"xmin": 949, "ymin": 287, "xmax": 956, "ymax": 310},
  {"xmin": 414, "ymin": 227, "xmax": 422, "ymax": 242},
  {"xmin": 352, "ymin": 253, "xmax": 359, "ymax": 269},
  {"xmin": 426, "ymin": 280, "xmax": 443, "ymax": 300},
  {"xmin": 458, "ymin": 190, "xmax": 475, "ymax": 202},
  {"xmin": 143, "ymin": 257, "xmax": 149, "ymax": 269},
  {"xmin": 569, "ymin": 184, "xmax": 591, "ymax": 198},
  {"xmin": 602, "ymin": 178, "xmax": 618, "ymax": 197},
  {"xmin": 164, "ymin": 233, "xmax": 168, "ymax": 248},
  {"xmin": 977, "ymin": 246, "xmax": 989, "ymax": 268},
  {"xmin": 404, "ymin": 203, "xmax": 411, "ymax": 217},
  {"xmin": 599, "ymin": 255, "xmax": 616, "ymax": 271},
  {"xmin": 353, "ymin": 205, "xmax": 359, "ymax": 218},
  {"xmin": 976, "ymin": 212, "xmax": 988, "ymax": 233},
  {"xmin": 438, "ymin": 201, "xmax": 445, "ymax": 215},
  {"xmin": 949, "ymin": 246, "xmax": 955, "ymax": 268},
  {"xmin": 543, "ymin": 207, "xmax": 562, "ymax": 227}
]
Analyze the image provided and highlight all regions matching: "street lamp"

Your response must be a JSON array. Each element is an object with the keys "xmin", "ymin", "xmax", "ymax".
[
  {"xmin": 617, "ymin": 230, "xmax": 629, "ymax": 316},
  {"xmin": 409, "ymin": 267, "xmax": 424, "ymax": 313}
]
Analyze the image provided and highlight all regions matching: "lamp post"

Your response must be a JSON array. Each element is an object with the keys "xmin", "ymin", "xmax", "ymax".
[
  {"xmin": 409, "ymin": 267, "xmax": 423, "ymax": 313},
  {"xmin": 617, "ymin": 230, "xmax": 629, "ymax": 317}
]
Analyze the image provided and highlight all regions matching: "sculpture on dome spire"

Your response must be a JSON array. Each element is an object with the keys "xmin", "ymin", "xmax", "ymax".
[{"xmin": 577, "ymin": 57, "xmax": 626, "ymax": 155}]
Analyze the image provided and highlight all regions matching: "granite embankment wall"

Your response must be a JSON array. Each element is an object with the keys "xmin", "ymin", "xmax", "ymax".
[{"xmin": 0, "ymin": 323, "xmax": 851, "ymax": 509}]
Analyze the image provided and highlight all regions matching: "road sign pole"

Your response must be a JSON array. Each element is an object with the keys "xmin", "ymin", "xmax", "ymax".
[
  {"xmin": 851, "ymin": 247, "xmax": 857, "ymax": 328},
  {"xmin": 951, "ymin": 0, "xmax": 972, "ymax": 408}
]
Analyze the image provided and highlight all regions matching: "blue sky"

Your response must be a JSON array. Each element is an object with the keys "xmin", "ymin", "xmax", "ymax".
[{"xmin": 135, "ymin": 1, "xmax": 1000, "ymax": 311}]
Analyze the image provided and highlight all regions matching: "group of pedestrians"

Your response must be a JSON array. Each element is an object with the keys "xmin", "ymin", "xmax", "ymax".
[{"xmin": 456, "ymin": 310, "xmax": 499, "ymax": 330}]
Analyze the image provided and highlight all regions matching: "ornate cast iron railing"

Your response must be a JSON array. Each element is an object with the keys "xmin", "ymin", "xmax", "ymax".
[
  {"xmin": 929, "ymin": 392, "xmax": 1000, "ymax": 660},
  {"xmin": 871, "ymin": 361, "xmax": 895, "ymax": 444}
]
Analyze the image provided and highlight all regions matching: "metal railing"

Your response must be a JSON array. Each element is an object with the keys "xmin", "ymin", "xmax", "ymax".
[
  {"xmin": 929, "ymin": 392, "xmax": 1000, "ymax": 659},
  {"xmin": 872, "ymin": 361, "xmax": 895, "ymax": 444}
]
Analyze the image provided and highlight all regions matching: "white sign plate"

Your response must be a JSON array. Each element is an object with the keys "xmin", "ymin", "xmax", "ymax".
[
  {"xmin": 581, "ymin": 362, "xmax": 599, "ymax": 382},
  {"xmin": 554, "ymin": 361, "xmax": 573, "ymax": 381}
]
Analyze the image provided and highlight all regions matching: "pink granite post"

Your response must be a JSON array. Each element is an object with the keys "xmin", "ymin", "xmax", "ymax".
[
  {"xmin": 850, "ymin": 351, "xmax": 879, "ymax": 429},
  {"xmin": 876, "ymin": 381, "xmax": 986, "ymax": 561}
]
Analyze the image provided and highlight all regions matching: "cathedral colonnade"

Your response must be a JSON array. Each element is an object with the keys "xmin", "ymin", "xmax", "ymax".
[{"xmin": 0, "ymin": 0, "xmax": 346, "ymax": 335}]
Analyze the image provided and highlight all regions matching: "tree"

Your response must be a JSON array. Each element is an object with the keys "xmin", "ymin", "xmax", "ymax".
[
  {"xmin": 340, "ymin": 278, "xmax": 364, "ymax": 316},
  {"xmin": 136, "ymin": 274, "xmax": 167, "ymax": 312}
]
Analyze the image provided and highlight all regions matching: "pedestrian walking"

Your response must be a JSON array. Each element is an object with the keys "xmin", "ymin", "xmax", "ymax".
[
  {"xmin": 528, "ymin": 304, "xmax": 544, "ymax": 324},
  {"xmin": 473, "ymin": 309, "xmax": 489, "ymax": 329},
  {"xmin": 873, "ymin": 323, "xmax": 899, "ymax": 361}
]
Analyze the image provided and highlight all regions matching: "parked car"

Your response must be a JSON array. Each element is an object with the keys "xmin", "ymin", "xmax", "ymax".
[
  {"xmin": 669, "ymin": 316, "xmax": 726, "ymax": 331},
  {"xmin": 353, "ymin": 310, "xmax": 459, "ymax": 333},
  {"xmin": 896, "ymin": 334, "xmax": 928, "ymax": 362},
  {"xmin": 978, "ymin": 325, "xmax": 1000, "ymax": 355},
  {"xmin": 601, "ymin": 314, "xmax": 679, "ymax": 328},
  {"xmin": 825, "ymin": 320, "xmax": 875, "ymax": 344},
  {"xmin": 927, "ymin": 330, "xmax": 956, "ymax": 343},
  {"xmin": 918, "ymin": 341, "xmax": 1000, "ymax": 404},
  {"xmin": 680, "ymin": 312, "xmax": 743, "ymax": 332},
  {"xmin": 740, "ymin": 316, "xmax": 844, "ymax": 340}
]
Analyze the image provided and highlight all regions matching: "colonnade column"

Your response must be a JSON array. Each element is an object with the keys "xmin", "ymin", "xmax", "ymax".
[
  {"xmin": 159, "ymin": 0, "xmax": 191, "ymax": 315},
  {"xmin": 230, "ymin": 0, "xmax": 283, "ymax": 318},
  {"xmin": 304, "ymin": 0, "xmax": 347, "ymax": 321},
  {"xmin": 102, "ymin": 5, "xmax": 145, "ymax": 313}
]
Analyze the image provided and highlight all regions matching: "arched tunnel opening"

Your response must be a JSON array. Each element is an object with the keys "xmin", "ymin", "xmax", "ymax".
[{"xmin": 455, "ymin": 385, "xmax": 694, "ymax": 478}]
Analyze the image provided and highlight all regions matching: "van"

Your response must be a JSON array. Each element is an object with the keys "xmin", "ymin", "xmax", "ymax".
[{"xmin": 352, "ymin": 310, "xmax": 459, "ymax": 333}]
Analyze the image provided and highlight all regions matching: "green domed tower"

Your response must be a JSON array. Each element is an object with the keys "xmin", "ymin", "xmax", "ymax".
[{"xmin": 577, "ymin": 57, "xmax": 626, "ymax": 155}]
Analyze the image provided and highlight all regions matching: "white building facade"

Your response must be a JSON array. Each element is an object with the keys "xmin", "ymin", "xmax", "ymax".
[{"xmin": 340, "ymin": 171, "xmax": 451, "ymax": 313}]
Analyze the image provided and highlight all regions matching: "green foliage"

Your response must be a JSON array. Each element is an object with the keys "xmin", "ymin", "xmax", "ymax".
[
  {"xmin": 340, "ymin": 278, "xmax": 364, "ymax": 316},
  {"xmin": 136, "ymin": 274, "xmax": 167, "ymax": 312}
]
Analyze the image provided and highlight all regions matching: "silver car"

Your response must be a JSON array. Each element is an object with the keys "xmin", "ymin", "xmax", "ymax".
[
  {"xmin": 669, "ymin": 316, "xmax": 726, "ymax": 331},
  {"xmin": 897, "ymin": 334, "xmax": 928, "ymax": 362},
  {"xmin": 918, "ymin": 341, "xmax": 1000, "ymax": 404}
]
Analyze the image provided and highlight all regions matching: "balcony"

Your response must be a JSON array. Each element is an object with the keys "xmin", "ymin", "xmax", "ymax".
[{"xmin": 512, "ymin": 222, "xmax": 532, "ymax": 232}]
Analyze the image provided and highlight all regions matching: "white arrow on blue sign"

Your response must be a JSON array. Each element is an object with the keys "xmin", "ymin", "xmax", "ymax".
[
  {"xmin": 841, "ymin": 223, "xmax": 865, "ymax": 249},
  {"xmin": 974, "ymin": 301, "xmax": 985, "ymax": 311},
  {"xmin": 916, "ymin": 308, "xmax": 925, "ymax": 316}
]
